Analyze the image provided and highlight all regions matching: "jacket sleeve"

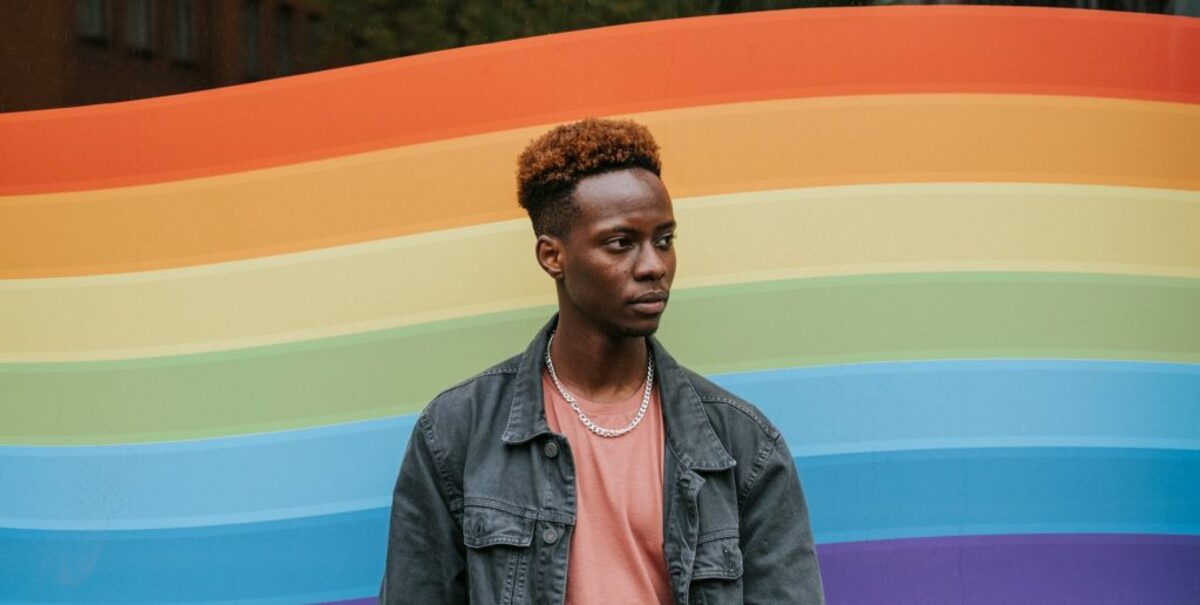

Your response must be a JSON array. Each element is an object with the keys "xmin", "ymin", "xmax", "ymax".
[
  {"xmin": 739, "ymin": 434, "xmax": 825, "ymax": 604},
  {"xmin": 380, "ymin": 412, "xmax": 468, "ymax": 604}
]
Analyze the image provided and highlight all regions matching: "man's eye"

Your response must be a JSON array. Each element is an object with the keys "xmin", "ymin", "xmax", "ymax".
[
  {"xmin": 656, "ymin": 234, "xmax": 675, "ymax": 248},
  {"xmin": 606, "ymin": 238, "xmax": 632, "ymax": 250}
]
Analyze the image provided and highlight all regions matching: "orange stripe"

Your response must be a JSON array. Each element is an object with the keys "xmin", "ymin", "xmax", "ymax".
[
  {"xmin": 1, "ymin": 94, "xmax": 1196, "ymax": 278},
  {"xmin": 0, "ymin": 7, "xmax": 1197, "ymax": 194}
]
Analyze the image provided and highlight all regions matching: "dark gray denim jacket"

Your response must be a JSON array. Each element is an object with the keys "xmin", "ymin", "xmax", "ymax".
[{"xmin": 381, "ymin": 317, "xmax": 824, "ymax": 604}]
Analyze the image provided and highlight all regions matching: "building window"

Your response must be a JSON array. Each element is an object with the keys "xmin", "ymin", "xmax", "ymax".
[
  {"xmin": 305, "ymin": 13, "xmax": 323, "ymax": 71},
  {"xmin": 125, "ymin": 0, "xmax": 155, "ymax": 56},
  {"xmin": 275, "ymin": 5, "xmax": 295, "ymax": 76},
  {"xmin": 242, "ymin": 0, "xmax": 261, "ymax": 80},
  {"xmin": 76, "ymin": 0, "xmax": 109, "ymax": 43},
  {"xmin": 171, "ymin": 0, "xmax": 196, "ymax": 64}
]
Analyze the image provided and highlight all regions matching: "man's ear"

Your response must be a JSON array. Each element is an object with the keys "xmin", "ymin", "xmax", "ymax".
[{"xmin": 536, "ymin": 234, "xmax": 565, "ymax": 281}]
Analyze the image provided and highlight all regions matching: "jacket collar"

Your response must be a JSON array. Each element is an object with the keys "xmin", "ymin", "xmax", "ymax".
[{"xmin": 502, "ymin": 315, "xmax": 736, "ymax": 472}]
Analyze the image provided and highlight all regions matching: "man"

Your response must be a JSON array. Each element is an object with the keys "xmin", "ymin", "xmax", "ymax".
[{"xmin": 381, "ymin": 118, "xmax": 824, "ymax": 604}]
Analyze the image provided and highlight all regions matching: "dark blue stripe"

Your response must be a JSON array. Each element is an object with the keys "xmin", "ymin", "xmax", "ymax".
[
  {"xmin": 799, "ymin": 447, "xmax": 1200, "ymax": 543},
  {"xmin": 0, "ymin": 509, "xmax": 388, "ymax": 603}
]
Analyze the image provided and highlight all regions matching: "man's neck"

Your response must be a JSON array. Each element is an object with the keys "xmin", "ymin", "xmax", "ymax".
[{"xmin": 549, "ymin": 314, "xmax": 649, "ymax": 406}]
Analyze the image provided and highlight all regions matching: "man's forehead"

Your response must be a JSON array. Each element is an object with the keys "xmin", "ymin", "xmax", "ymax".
[
  {"xmin": 576, "ymin": 166, "xmax": 657, "ymax": 190},
  {"xmin": 573, "ymin": 169, "xmax": 671, "ymax": 213}
]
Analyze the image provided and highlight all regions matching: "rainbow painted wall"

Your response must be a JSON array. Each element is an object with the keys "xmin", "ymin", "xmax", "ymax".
[{"xmin": 2, "ymin": 6, "xmax": 1198, "ymax": 603}]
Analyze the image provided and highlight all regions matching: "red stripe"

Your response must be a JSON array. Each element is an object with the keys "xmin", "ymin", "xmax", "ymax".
[{"xmin": 1, "ymin": 6, "xmax": 1197, "ymax": 195}]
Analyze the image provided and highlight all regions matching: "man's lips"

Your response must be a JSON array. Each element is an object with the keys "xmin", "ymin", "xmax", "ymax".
[{"xmin": 630, "ymin": 292, "xmax": 668, "ymax": 314}]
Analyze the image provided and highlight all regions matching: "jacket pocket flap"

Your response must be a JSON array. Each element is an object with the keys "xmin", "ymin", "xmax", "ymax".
[
  {"xmin": 691, "ymin": 536, "xmax": 743, "ymax": 581},
  {"xmin": 463, "ymin": 506, "xmax": 535, "ymax": 549}
]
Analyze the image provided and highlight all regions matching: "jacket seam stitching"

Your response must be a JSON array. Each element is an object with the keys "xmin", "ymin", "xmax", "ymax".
[
  {"xmin": 433, "ymin": 364, "xmax": 519, "ymax": 400},
  {"xmin": 418, "ymin": 413, "xmax": 464, "ymax": 514},
  {"xmin": 465, "ymin": 536, "xmax": 531, "ymax": 548},
  {"xmin": 698, "ymin": 395, "xmax": 779, "ymax": 439},
  {"xmin": 697, "ymin": 528, "xmax": 740, "ymax": 543},
  {"xmin": 463, "ymin": 496, "xmax": 538, "ymax": 518},
  {"xmin": 463, "ymin": 496, "xmax": 574, "ymax": 524},
  {"xmin": 738, "ymin": 434, "xmax": 780, "ymax": 511}
]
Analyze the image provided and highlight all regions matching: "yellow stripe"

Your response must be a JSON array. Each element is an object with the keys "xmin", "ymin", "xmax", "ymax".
[
  {"xmin": 3, "ymin": 183, "xmax": 1198, "ymax": 362},
  {"xmin": 2, "ymin": 93, "xmax": 1198, "ymax": 277}
]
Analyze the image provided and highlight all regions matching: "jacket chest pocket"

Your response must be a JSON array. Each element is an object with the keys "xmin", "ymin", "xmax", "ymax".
[
  {"xmin": 463, "ymin": 505, "xmax": 536, "ymax": 605},
  {"xmin": 689, "ymin": 535, "xmax": 744, "ymax": 605}
]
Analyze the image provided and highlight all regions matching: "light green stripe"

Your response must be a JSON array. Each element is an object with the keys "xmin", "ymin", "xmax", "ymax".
[{"xmin": 3, "ymin": 273, "xmax": 1198, "ymax": 445}]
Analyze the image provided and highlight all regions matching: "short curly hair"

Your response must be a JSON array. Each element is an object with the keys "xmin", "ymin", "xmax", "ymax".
[{"xmin": 517, "ymin": 117, "xmax": 662, "ymax": 237}]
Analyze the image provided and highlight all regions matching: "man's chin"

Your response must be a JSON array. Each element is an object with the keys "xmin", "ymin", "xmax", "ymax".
[{"xmin": 617, "ymin": 318, "xmax": 662, "ymax": 338}]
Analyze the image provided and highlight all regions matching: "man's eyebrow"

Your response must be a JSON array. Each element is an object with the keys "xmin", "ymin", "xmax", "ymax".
[
  {"xmin": 600, "ymin": 226, "xmax": 638, "ymax": 235},
  {"xmin": 598, "ymin": 220, "xmax": 675, "ymax": 235}
]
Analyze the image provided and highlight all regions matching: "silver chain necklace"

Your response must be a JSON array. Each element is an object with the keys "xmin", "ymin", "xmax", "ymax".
[{"xmin": 545, "ymin": 332, "xmax": 654, "ymax": 438}]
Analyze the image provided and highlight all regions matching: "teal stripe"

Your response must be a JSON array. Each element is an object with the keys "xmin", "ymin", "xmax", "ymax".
[
  {"xmin": 3, "ymin": 272, "xmax": 1199, "ymax": 444},
  {"xmin": 803, "ymin": 447, "xmax": 1200, "ymax": 543}
]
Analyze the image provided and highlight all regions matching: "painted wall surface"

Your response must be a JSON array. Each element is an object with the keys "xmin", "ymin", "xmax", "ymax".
[{"xmin": 1, "ymin": 6, "xmax": 1198, "ymax": 603}]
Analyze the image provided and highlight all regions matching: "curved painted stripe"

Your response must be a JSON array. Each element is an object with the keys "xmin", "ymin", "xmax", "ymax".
[
  {"xmin": 1, "ymin": 448, "xmax": 1196, "ymax": 602},
  {"xmin": 800, "ymin": 447, "xmax": 1200, "ymax": 543},
  {"xmin": 0, "ymin": 509, "xmax": 387, "ymax": 604},
  {"xmin": 818, "ymin": 534, "xmax": 1200, "ymax": 605},
  {"xmin": 724, "ymin": 360, "xmax": 1200, "ymax": 458},
  {"xmin": 4, "ymin": 94, "xmax": 1198, "ymax": 278},
  {"xmin": 5, "ymin": 183, "xmax": 1199, "ymax": 362},
  {"xmin": 325, "ymin": 535, "xmax": 1200, "ymax": 604},
  {"xmin": 3, "ymin": 273, "xmax": 1198, "ymax": 444},
  {"xmin": 0, "ymin": 416, "xmax": 412, "ymax": 531},
  {"xmin": 3, "ymin": 360, "xmax": 1196, "ymax": 531},
  {"xmin": 2, "ymin": 7, "xmax": 1195, "ymax": 195}
]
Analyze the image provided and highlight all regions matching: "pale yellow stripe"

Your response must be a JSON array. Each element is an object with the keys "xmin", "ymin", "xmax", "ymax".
[{"xmin": 2, "ymin": 183, "xmax": 1198, "ymax": 362}]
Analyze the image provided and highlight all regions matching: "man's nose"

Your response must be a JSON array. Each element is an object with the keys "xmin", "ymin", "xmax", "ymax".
[{"xmin": 633, "ymin": 244, "xmax": 668, "ymax": 280}]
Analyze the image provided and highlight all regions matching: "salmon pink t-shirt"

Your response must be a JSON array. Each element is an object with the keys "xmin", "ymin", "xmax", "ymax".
[{"xmin": 542, "ymin": 369, "xmax": 672, "ymax": 604}]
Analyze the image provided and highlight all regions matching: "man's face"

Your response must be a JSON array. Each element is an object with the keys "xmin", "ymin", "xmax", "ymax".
[{"xmin": 541, "ymin": 167, "xmax": 677, "ymax": 339}]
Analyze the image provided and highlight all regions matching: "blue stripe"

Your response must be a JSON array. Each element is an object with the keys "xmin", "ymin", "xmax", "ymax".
[
  {"xmin": 2, "ymin": 360, "xmax": 1197, "ymax": 530},
  {"xmin": 0, "ymin": 415, "xmax": 415, "ymax": 531},
  {"xmin": 727, "ymin": 359, "xmax": 1200, "ymax": 456},
  {"xmin": 2, "ymin": 447, "xmax": 1197, "ymax": 602},
  {"xmin": 800, "ymin": 447, "xmax": 1200, "ymax": 543},
  {"xmin": 0, "ymin": 509, "xmax": 388, "ymax": 604}
]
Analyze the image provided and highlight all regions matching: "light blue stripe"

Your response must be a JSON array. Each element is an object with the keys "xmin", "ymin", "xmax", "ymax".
[
  {"xmin": 2, "ymin": 360, "xmax": 1197, "ymax": 530},
  {"xmin": 0, "ymin": 415, "xmax": 415, "ymax": 531},
  {"xmin": 723, "ymin": 359, "xmax": 1200, "ymax": 457},
  {"xmin": 1, "ymin": 447, "xmax": 1197, "ymax": 603}
]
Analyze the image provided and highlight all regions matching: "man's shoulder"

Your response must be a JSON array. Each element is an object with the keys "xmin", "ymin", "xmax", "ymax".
[
  {"xmin": 435, "ymin": 354, "xmax": 523, "ymax": 398},
  {"xmin": 680, "ymin": 366, "xmax": 781, "ymax": 442},
  {"xmin": 419, "ymin": 352, "xmax": 524, "ymax": 424}
]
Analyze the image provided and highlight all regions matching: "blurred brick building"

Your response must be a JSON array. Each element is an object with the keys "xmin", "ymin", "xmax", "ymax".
[
  {"xmin": 0, "ymin": 0, "xmax": 340, "ymax": 112},
  {"xmin": 2, "ymin": 0, "xmax": 1192, "ymax": 113}
]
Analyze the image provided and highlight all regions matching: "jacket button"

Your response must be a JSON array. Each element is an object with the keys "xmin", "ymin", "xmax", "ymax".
[
  {"xmin": 542, "ymin": 527, "xmax": 559, "ymax": 544},
  {"xmin": 543, "ymin": 441, "xmax": 559, "ymax": 458}
]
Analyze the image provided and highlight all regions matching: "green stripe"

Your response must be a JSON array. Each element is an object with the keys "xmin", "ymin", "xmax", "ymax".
[{"xmin": 3, "ymin": 273, "xmax": 1198, "ymax": 445}]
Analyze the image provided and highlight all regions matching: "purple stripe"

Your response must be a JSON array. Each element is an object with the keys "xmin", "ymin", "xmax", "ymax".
[
  {"xmin": 818, "ymin": 534, "xmax": 1200, "ymax": 605},
  {"xmin": 323, "ymin": 534, "xmax": 1200, "ymax": 604}
]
